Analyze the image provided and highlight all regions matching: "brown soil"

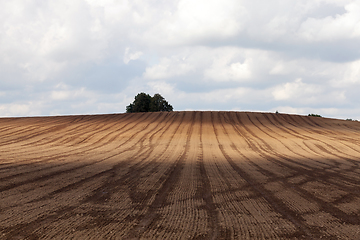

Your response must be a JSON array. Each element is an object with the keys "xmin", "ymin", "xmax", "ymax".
[{"xmin": 1, "ymin": 111, "xmax": 360, "ymax": 239}]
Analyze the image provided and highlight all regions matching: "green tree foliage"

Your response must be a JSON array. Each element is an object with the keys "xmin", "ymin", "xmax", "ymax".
[
  {"xmin": 126, "ymin": 103, "xmax": 134, "ymax": 113},
  {"xmin": 308, "ymin": 113, "xmax": 322, "ymax": 117},
  {"xmin": 150, "ymin": 93, "xmax": 173, "ymax": 112},
  {"xmin": 126, "ymin": 92, "xmax": 152, "ymax": 113},
  {"xmin": 126, "ymin": 92, "xmax": 173, "ymax": 113}
]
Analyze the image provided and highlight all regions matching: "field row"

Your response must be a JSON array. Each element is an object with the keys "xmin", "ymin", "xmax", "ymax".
[{"xmin": 1, "ymin": 111, "xmax": 360, "ymax": 239}]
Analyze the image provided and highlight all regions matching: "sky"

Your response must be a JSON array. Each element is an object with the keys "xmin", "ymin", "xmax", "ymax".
[{"xmin": 1, "ymin": 0, "xmax": 360, "ymax": 119}]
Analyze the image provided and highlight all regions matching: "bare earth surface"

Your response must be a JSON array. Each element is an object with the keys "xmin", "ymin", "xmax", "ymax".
[{"xmin": 1, "ymin": 111, "xmax": 360, "ymax": 239}]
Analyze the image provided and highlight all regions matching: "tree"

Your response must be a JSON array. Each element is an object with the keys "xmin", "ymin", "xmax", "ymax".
[
  {"xmin": 308, "ymin": 113, "xmax": 322, "ymax": 117},
  {"xmin": 126, "ymin": 92, "xmax": 173, "ymax": 113},
  {"xmin": 126, "ymin": 103, "xmax": 134, "ymax": 113},
  {"xmin": 126, "ymin": 92, "xmax": 152, "ymax": 113},
  {"xmin": 150, "ymin": 93, "xmax": 173, "ymax": 112}
]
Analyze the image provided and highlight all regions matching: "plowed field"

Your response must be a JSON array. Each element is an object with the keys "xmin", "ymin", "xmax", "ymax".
[{"xmin": 1, "ymin": 111, "xmax": 360, "ymax": 239}]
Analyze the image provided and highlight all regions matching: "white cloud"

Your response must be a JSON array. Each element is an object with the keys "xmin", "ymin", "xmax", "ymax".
[
  {"xmin": 147, "ymin": 81, "xmax": 175, "ymax": 96},
  {"xmin": 272, "ymin": 78, "xmax": 321, "ymax": 101},
  {"xmin": 175, "ymin": 0, "xmax": 245, "ymax": 38},
  {"xmin": 269, "ymin": 62, "xmax": 287, "ymax": 75},
  {"xmin": 0, "ymin": 102, "xmax": 43, "ymax": 117},
  {"xmin": 143, "ymin": 54, "xmax": 195, "ymax": 79},
  {"xmin": 123, "ymin": 47, "xmax": 143, "ymax": 64},
  {"xmin": 341, "ymin": 60, "xmax": 360, "ymax": 85},
  {"xmin": 204, "ymin": 59, "xmax": 252, "ymax": 82},
  {"xmin": 1, "ymin": 0, "xmax": 360, "ymax": 119},
  {"xmin": 139, "ymin": 0, "xmax": 245, "ymax": 47},
  {"xmin": 51, "ymin": 91, "xmax": 70, "ymax": 101},
  {"xmin": 298, "ymin": 2, "xmax": 360, "ymax": 42}
]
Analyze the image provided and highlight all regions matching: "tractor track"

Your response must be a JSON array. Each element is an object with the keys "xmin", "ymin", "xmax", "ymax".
[{"xmin": 1, "ymin": 111, "xmax": 360, "ymax": 239}]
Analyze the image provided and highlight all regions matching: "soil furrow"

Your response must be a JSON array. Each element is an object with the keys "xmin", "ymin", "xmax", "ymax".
[
  {"xmin": 226, "ymin": 113, "xmax": 360, "ymax": 226},
  {"xmin": 214, "ymin": 112, "xmax": 316, "ymax": 239},
  {"xmin": 2, "ymin": 111, "xmax": 360, "ymax": 239},
  {"xmin": 127, "ymin": 112, "xmax": 196, "ymax": 238},
  {"xmin": 196, "ymin": 111, "xmax": 221, "ymax": 240}
]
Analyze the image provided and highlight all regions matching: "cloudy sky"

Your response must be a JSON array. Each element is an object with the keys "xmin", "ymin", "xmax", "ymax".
[{"xmin": 1, "ymin": 0, "xmax": 360, "ymax": 119}]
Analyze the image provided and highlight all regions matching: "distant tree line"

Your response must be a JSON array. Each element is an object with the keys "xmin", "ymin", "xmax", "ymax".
[
  {"xmin": 308, "ymin": 114, "xmax": 322, "ymax": 117},
  {"xmin": 126, "ymin": 92, "xmax": 173, "ymax": 113}
]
